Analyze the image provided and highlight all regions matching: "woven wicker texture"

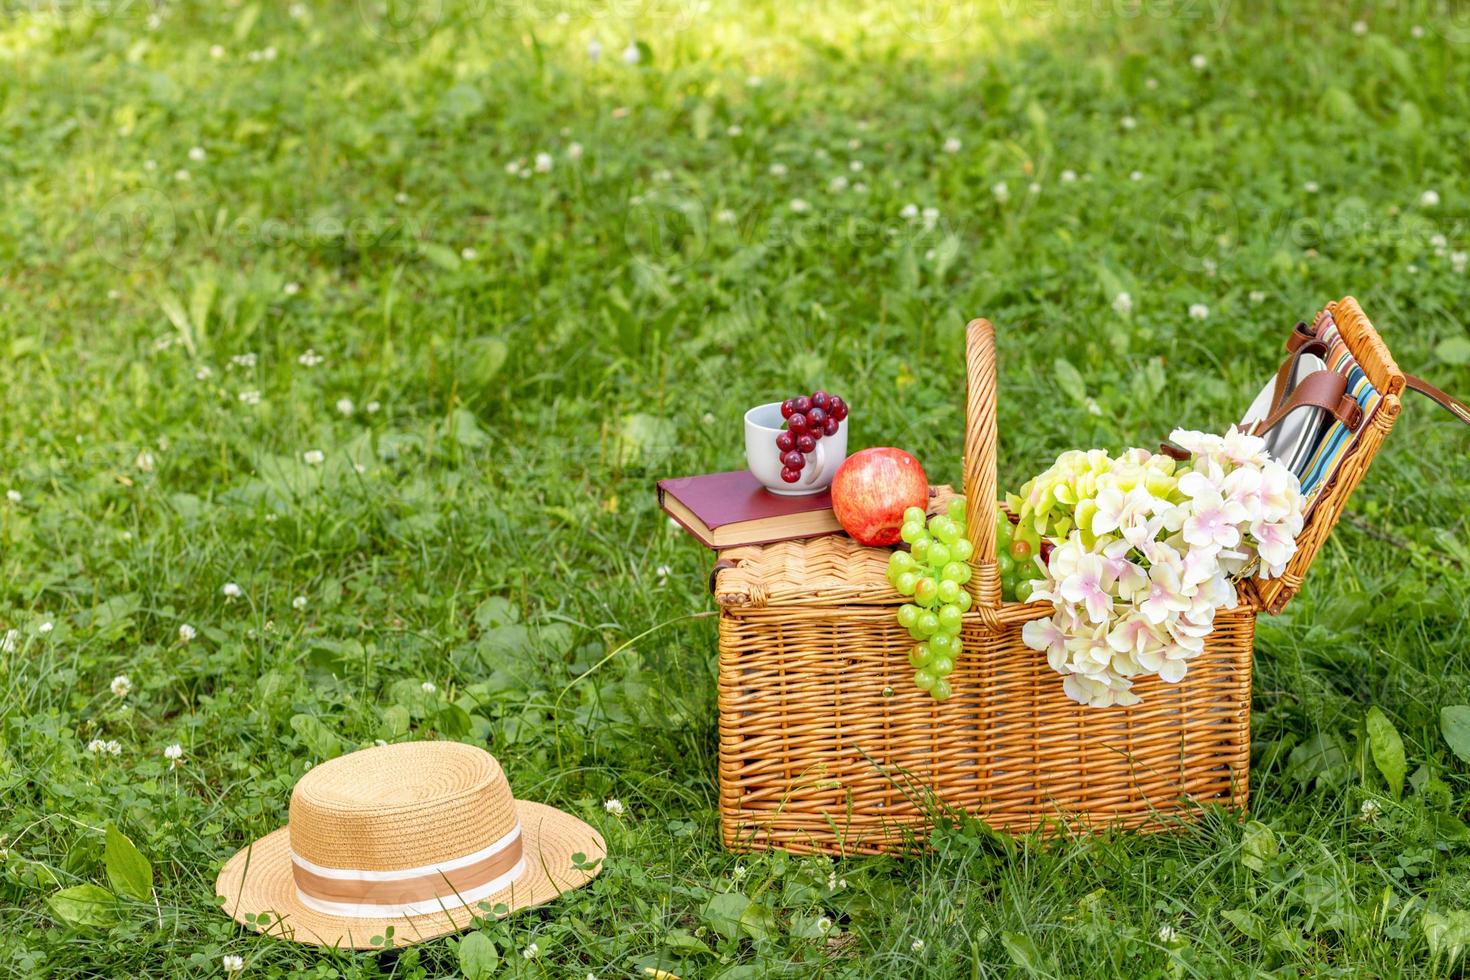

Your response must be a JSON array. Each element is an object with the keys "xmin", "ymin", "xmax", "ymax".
[
  {"xmin": 715, "ymin": 301, "xmax": 1396, "ymax": 854},
  {"xmin": 288, "ymin": 741, "xmax": 518, "ymax": 871}
]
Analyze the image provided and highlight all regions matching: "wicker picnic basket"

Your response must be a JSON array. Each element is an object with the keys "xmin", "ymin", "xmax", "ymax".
[{"xmin": 712, "ymin": 297, "xmax": 1405, "ymax": 855}]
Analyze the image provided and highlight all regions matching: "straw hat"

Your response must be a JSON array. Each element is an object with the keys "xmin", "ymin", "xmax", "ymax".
[{"xmin": 216, "ymin": 741, "xmax": 605, "ymax": 949}]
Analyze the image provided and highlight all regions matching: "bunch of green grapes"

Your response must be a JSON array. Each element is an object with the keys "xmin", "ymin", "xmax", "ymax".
[
  {"xmin": 994, "ymin": 509, "xmax": 1037, "ymax": 602},
  {"xmin": 886, "ymin": 497, "xmax": 973, "ymax": 701}
]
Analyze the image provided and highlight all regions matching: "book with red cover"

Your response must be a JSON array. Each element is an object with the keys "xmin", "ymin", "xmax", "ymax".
[{"xmin": 656, "ymin": 470, "xmax": 843, "ymax": 549}]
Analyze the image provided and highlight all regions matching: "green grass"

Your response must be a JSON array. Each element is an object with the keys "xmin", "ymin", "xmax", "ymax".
[{"xmin": 4, "ymin": 0, "xmax": 1470, "ymax": 976}]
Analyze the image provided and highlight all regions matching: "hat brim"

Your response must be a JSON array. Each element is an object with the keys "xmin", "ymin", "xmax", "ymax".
[{"xmin": 215, "ymin": 800, "xmax": 604, "ymax": 949}]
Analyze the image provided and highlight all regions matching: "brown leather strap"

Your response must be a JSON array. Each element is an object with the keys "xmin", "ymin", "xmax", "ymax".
[
  {"xmin": 1249, "ymin": 370, "xmax": 1362, "ymax": 437},
  {"xmin": 1405, "ymin": 374, "xmax": 1470, "ymax": 427},
  {"xmin": 1269, "ymin": 335, "xmax": 1329, "ymax": 412}
]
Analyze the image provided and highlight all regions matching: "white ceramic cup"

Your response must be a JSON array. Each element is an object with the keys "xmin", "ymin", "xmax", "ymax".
[{"xmin": 744, "ymin": 401, "xmax": 849, "ymax": 495}]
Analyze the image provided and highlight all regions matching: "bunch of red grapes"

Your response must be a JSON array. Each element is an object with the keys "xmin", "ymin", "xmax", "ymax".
[{"xmin": 775, "ymin": 390, "xmax": 848, "ymax": 483}]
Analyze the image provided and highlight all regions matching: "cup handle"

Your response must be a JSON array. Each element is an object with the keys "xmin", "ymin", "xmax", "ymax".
[{"xmin": 802, "ymin": 439, "xmax": 827, "ymax": 485}]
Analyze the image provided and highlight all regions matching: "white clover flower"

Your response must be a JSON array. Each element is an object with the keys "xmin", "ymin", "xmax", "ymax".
[
  {"xmin": 604, "ymin": 798, "xmax": 625, "ymax": 816},
  {"xmin": 828, "ymin": 175, "xmax": 849, "ymax": 192},
  {"xmin": 222, "ymin": 582, "xmax": 242, "ymax": 599},
  {"xmin": 992, "ymin": 181, "xmax": 1009, "ymax": 203},
  {"xmin": 655, "ymin": 564, "xmax": 672, "ymax": 579},
  {"xmin": 283, "ymin": 281, "xmax": 301, "ymax": 296},
  {"xmin": 817, "ymin": 916, "xmax": 833, "ymax": 932},
  {"xmin": 715, "ymin": 209, "xmax": 737, "ymax": 224},
  {"xmin": 621, "ymin": 41, "xmax": 640, "ymax": 64},
  {"xmin": 849, "ymin": 159, "xmax": 863, "ymax": 172},
  {"xmin": 38, "ymin": 621, "xmax": 53, "ymax": 634},
  {"xmin": 297, "ymin": 348, "xmax": 323, "ymax": 366},
  {"xmin": 144, "ymin": 159, "xmax": 157, "ymax": 171},
  {"xmin": 1120, "ymin": 115, "xmax": 1137, "ymax": 131},
  {"xmin": 521, "ymin": 942, "xmax": 540, "ymax": 959},
  {"xmin": 292, "ymin": 595, "xmax": 308, "ymax": 610},
  {"xmin": 188, "ymin": 146, "xmax": 206, "ymax": 162},
  {"xmin": 110, "ymin": 674, "xmax": 132, "ymax": 698},
  {"xmin": 788, "ymin": 198, "xmax": 811, "ymax": 214},
  {"xmin": 222, "ymin": 954, "xmax": 244, "ymax": 974},
  {"xmin": 1412, "ymin": 25, "xmax": 1425, "ymax": 38},
  {"xmin": 366, "ymin": 400, "xmax": 381, "ymax": 414},
  {"xmin": 910, "ymin": 939, "xmax": 925, "ymax": 953},
  {"xmin": 87, "ymin": 738, "xmax": 107, "ymax": 755},
  {"xmin": 303, "ymin": 450, "xmax": 325, "ymax": 466},
  {"xmin": 1453, "ymin": 251, "xmax": 1468, "ymax": 274},
  {"xmin": 394, "ymin": 191, "xmax": 409, "ymax": 204},
  {"xmin": 534, "ymin": 152, "xmax": 553, "ymax": 173},
  {"xmin": 460, "ymin": 247, "xmax": 477, "ymax": 261},
  {"xmin": 1359, "ymin": 798, "xmax": 1381, "ymax": 822},
  {"xmin": 1060, "ymin": 169, "xmax": 1077, "ymax": 183},
  {"xmin": 238, "ymin": 389, "xmax": 262, "ymax": 405},
  {"xmin": 231, "ymin": 352, "xmax": 257, "ymax": 368},
  {"xmin": 106, "ymin": 740, "xmax": 121, "ymax": 756},
  {"xmin": 921, "ymin": 206, "xmax": 939, "ymax": 230},
  {"xmin": 178, "ymin": 623, "xmax": 197, "ymax": 642},
  {"xmin": 768, "ymin": 162, "xmax": 788, "ymax": 177},
  {"xmin": 1130, "ymin": 171, "xmax": 1143, "ymax": 182},
  {"xmin": 732, "ymin": 865, "xmax": 747, "ymax": 881},
  {"xmin": 1351, "ymin": 19, "xmax": 1368, "ymax": 35},
  {"xmin": 421, "ymin": 681, "xmax": 436, "ymax": 694},
  {"xmin": 942, "ymin": 136, "xmax": 961, "ymax": 154},
  {"xmin": 1421, "ymin": 189, "xmax": 1441, "ymax": 208},
  {"xmin": 5, "ymin": 490, "xmax": 19, "ymax": 505},
  {"xmin": 335, "ymin": 397, "xmax": 355, "ymax": 417},
  {"xmin": 174, "ymin": 169, "xmax": 191, "ymax": 182},
  {"xmin": 1188, "ymin": 303, "xmax": 1209, "ymax": 320},
  {"xmin": 1249, "ymin": 290, "xmax": 1266, "ymax": 304},
  {"xmin": 1158, "ymin": 924, "xmax": 1178, "ymax": 942},
  {"xmin": 210, "ymin": 44, "xmax": 226, "ymax": 58},
  {"xmin": 164, "ymin": 744, "xmax": 183, "ymax": 767},
  {"xmin": 1190, "ymin": 53, "xmax": 1207, "ymax": 70},
  {"xmin": 586, "ymin": 38, "xmax": 602, "ymax": 61},
  {"xmin": 1112, "ymin": 292, "xmax": 1133, "ymax": 315},
  {"xmin": 567, "ymin": 141, "xmax": 584, "ymax": 161},
  {"xmin": 899, "ymin": 203, "xmax": 919, "ymax": 221}
]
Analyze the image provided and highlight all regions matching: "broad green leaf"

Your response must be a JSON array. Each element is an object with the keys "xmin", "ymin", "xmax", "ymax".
[
  {"xmin": 1052, "ymin": 358, "xmax": 1086, "ymax": 404},
  {"xmin": 1366, "ymin": 707, "xmax": 1407, "ymax": 799},
  {"xmin": 1001, "ymin": 931, "xmax": 1055, "ymax": 974},
  {"xmin": 1423, "ymin": 910, "xmax": 1470, "ymax": 966},
  {"xmin": 289, "ymin": 714, "xmax": 344, "ymax": 759},
  {"xmin": 418, "ymin": 242, "xmax": 462, "ymax": 271},
  {"xmin": 461, "ymin": 337, "xmax": 508, "ymax": 393},
  {"xmin": 458, "ymin": 932, "xmax": 500, "ymax": 979},
  {"xmin": 1240, "ymin": 820, "xmax": 1278, "ymax": 872},
  {"xmin": 1437, "ymin": 337, "xmax": 1470, "ymax": 367},
  {"xmin": 703, "ymin": 892, "xmax": 748, "ymax": 940},
  {"xmin": 48, "ymin": 884, "xmax": 119, "ymax": 928},
  {"xmin": 433, "ymin": 704, "xmax": 472, "ymax": 737},
  {"xmin": 1221, "ymin": 908, "xmax": 1264, "ymax": 939},
  {"xmin": 380, "ymin": 704, "xmax": 411, "ymax": 737},
  {"xmin": 103, "ymin": 825, "xmax": 152, "ymax": 901},
  {"xmin": 1441, "ymin": 706, "xmax": 1470, "ymax": 762}
]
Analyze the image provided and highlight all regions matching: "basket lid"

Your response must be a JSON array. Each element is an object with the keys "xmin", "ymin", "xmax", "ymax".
[{"xmin": 713, "ymin": 485, "xmax": 958, "ymax": 610}]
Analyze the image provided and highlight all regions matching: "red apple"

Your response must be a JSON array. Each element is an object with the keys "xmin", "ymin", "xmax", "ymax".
[{"xmin": 831, "ymin": 448, "xmax": 929, "ymax": 546}]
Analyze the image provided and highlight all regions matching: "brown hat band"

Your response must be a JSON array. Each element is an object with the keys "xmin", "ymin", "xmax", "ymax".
[{"xmin": 290, "ymin": 823, "xmax": 524, "ymax": 917}]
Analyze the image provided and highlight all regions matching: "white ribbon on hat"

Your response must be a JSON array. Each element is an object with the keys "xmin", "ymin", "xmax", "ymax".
[{"xmin": 290, "ymin": 821, "xmax": 525, "ymax": 918}]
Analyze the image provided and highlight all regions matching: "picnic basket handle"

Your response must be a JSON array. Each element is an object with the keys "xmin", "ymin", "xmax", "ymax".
[
  {"xmin": 963, "ymin": 319, "xmax": 1064, "ymax": 626},
  {"xmin": 962, "ymin": 319, "xmax": 1005, "ymax": 611}
]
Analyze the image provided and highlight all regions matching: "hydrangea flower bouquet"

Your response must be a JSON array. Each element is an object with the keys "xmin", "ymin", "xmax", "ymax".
[{"xmin": 1016, "ymin": 427, "xmax": 1306, "ymax": 708}]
